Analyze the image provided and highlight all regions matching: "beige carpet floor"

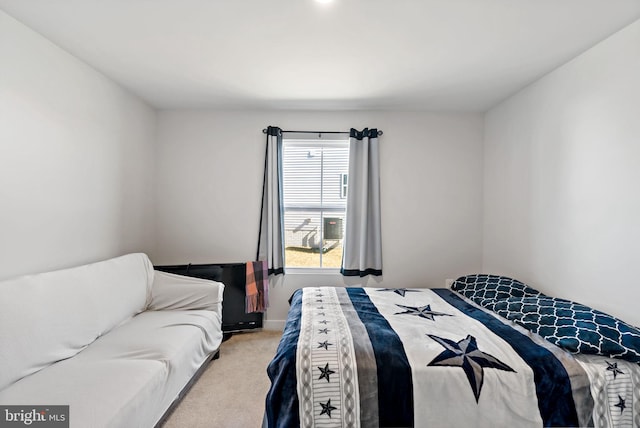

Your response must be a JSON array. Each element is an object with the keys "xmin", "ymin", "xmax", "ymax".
[{"xmin": 161, "ymin": 330, "xmax": 283, "ymax": 428}]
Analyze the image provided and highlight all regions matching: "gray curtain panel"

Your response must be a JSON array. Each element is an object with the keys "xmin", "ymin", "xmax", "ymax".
[
  {"xmin": 341, "ymin": 128, "xmax": 383, "ymax": 276},
  {"xmin": 257, "ymin": 126, "xmax": 285, "ymax": 275}
]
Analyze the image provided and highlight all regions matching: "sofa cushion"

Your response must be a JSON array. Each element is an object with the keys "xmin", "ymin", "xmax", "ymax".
[
  {"xmin": 0, "ymin": 253, "xmax": 153, "ymax": 391},
  {"xmin": 0, "ymin": 309, "xmax": 222, "ymax": 428},
  {"xmin": 0, "ymin": 353, "xmax": 167, "ymax": 428},
  {"xmin": 149, "ymin": 270, "xmax": 224, "ymax": 312}
]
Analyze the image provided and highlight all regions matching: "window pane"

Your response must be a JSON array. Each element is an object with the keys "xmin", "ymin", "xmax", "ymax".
[
  {"xmin": 282, "ymin": 139, "xmax": 349, "ymax": 269},
  {"xmin": 321, "ymin": 145, "xmax": 349, "ymax": 207},
  {"xmin": 321, "ymin": 213, "xmax": 344, "ymax": 268},
  {"xmin": 284, "ymin": 211, "xmax": 321, "ymax": 268},
  {"xmin": 282, "ymin": 144, "xmax": 321, "ymax": 209}
]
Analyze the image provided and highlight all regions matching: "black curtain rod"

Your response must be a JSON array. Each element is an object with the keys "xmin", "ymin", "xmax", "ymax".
[{"xmin": 262, "ymin": 129, "xmax": 383, "ymax": 135}]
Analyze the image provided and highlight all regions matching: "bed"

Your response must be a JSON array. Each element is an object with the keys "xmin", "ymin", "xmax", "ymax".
[{"xmin": 264, "ymin": 275, "xmax": 640, "ymax": 427}]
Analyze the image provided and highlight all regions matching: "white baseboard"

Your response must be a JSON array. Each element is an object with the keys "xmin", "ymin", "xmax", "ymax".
[{"xmin": 263, "ymin": 320, "xmax": 286, "ymax": 331}]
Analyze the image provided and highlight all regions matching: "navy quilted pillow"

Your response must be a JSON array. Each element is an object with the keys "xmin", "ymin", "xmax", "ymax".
[
  {"xmin": 485, "ymin": 296, "xmax": 640, "ymax": 363},
  {"xmin": 451, "ymin": 274, "xmax": 544, "ymax": 306}
]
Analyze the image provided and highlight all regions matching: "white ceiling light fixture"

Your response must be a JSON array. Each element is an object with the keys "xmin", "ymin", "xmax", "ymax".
[{"xmin": 315, "ymin": 0, "xmax": 334, "ymax": 4}]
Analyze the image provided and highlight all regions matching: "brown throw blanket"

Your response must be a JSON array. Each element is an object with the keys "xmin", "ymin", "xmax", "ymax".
[{"xmin": 246, "ymin": 260, "xmax": 269, "ymax": 313}]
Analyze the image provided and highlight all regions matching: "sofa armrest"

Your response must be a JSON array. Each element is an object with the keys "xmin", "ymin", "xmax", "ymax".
[{"xmin": 148, "ymin": 271, "xmax": 224, "ymax": 314}]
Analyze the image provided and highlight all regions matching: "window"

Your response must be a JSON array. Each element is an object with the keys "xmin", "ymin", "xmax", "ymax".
[{"xmin": 282, "ymin": 137, "xmax": 349, "ymax": 270}]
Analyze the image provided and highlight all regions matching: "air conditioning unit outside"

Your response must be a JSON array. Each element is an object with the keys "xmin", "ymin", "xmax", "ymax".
[{"xmin": 323, "ymin": 217, "xmax": 343, "ymax": 240}]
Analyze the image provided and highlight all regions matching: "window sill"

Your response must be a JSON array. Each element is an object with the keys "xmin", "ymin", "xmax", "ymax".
[{"xmin": 285, "ymin": 267, "xmax": 341, "ymax": 275}]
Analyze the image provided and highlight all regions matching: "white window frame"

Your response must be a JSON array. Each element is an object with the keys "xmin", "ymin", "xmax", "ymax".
[{"xmin": 282, "ymin": 135, "xmax": 349, "ymax": 274}]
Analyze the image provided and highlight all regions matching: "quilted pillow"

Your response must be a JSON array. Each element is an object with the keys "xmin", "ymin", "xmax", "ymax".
[
  {"xmin": 451, "ymin": 274, "xmax": 544, "ymax": 306},
  {"xmin": 485, "ymin": 296, "xmax": 640, "ymax": 363}
]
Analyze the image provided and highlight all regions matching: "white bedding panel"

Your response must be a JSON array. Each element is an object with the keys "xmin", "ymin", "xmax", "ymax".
[{"xmin": 365, "ymin": 288, "xmax": 544, "ymax": 427}]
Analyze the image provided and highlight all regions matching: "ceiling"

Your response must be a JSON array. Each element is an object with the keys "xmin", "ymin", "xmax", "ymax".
[{"xmin": 1, "ymin": 0, "xmax": 639, "ymax": 111}]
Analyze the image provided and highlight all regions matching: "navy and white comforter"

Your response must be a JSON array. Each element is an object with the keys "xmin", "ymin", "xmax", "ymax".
[{"xmin": 265, "ymin": 287, "xmax": 640, "ymax": 427}]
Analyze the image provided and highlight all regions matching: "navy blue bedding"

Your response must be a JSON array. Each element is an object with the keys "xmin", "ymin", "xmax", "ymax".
[{"xmin": 265, "ymin": 287, "xmax": 635, "ymax": 427}]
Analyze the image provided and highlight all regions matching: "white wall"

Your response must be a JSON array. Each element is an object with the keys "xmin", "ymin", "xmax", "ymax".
[
  {"xmin": 0, "ymin": 11, "xmax": 157, "ymax": 280},
  {"xmin": 483, "ymin": 20, "xmax": 640, "ymax": 326},
  {"xmin": 6, "ymin": 2, "xmax": 637, "ymax": 332},
  {"xmin": 155, "ymin": 110, "xmax": 484, "ymax": 326}
]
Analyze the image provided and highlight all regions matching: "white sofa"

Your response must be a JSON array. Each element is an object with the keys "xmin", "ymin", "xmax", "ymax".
[{"xmin": 0, "ymin": 253, "xmax": 224, "ymax": 428}]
